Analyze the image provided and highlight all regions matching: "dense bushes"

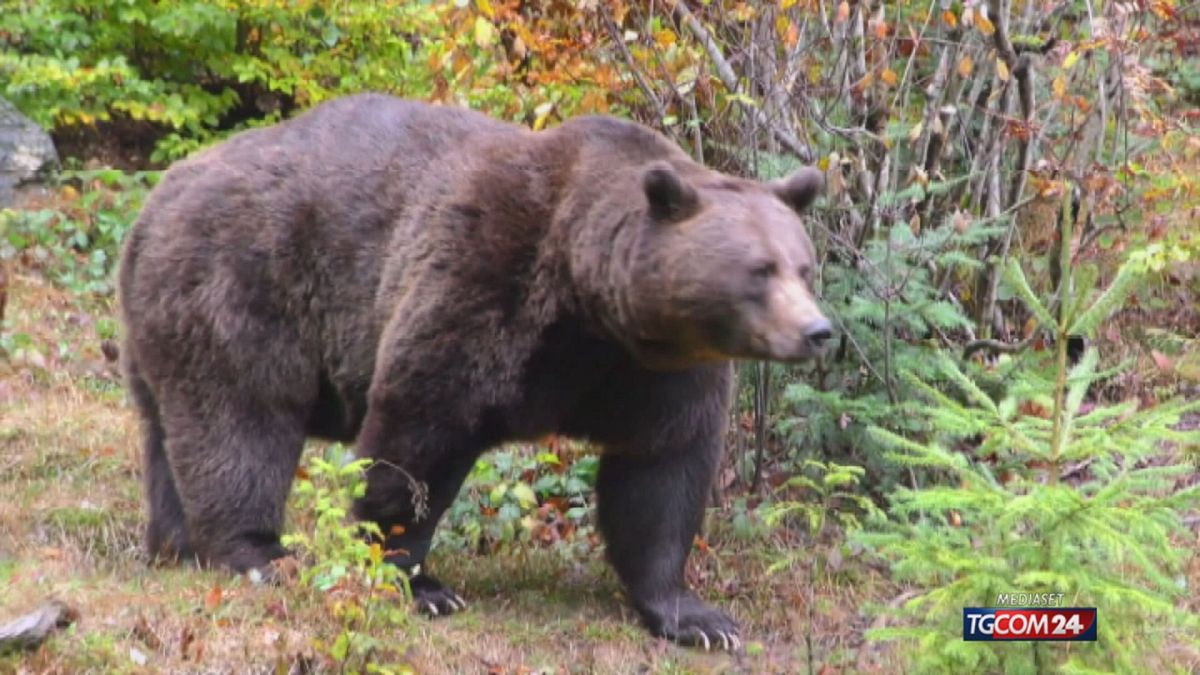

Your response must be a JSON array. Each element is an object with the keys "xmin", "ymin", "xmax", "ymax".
[{"xmin": 0, "ymin": 0, "xmax": 638, "ymax": 162}]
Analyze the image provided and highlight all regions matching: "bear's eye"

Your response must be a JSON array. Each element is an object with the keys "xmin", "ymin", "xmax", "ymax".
[{"xmin": 750, "ymin": 262, "xmax": 777, "ymax": 280}]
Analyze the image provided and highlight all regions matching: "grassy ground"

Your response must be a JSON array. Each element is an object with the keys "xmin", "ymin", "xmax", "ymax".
[{"xmin": 0, "ymin": 270, "xmax": 896, "ymax": 674}]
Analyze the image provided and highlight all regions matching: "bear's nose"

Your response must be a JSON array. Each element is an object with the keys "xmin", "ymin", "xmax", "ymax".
[{"xmin": 805, "ymin": 319, "xmax": 834, "ymax": 347}]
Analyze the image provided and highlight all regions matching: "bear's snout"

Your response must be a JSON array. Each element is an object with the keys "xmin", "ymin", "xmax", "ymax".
[
  {"xmin": 752, "ymin": 278, "xmax": 833, "ymax": 361},
  {"xmin": 804, "ymin": 317, "xmax": 834, "ymax": 348}
]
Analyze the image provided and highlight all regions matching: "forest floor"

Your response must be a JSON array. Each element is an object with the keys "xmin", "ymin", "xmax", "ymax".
[{"xmin": 0, "ymin": 270, "xmax": 900, "ymax": 674}]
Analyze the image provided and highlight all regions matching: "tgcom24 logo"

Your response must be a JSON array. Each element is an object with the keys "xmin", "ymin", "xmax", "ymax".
[{"xmin": 962, "ymin": 607, "xmax": 1098, "ymax": 642}]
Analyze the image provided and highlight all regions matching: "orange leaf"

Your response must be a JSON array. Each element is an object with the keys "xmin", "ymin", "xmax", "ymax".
[
  {"xmin": 977, "ymin": 14, "xmax": 996, "ymax": 36},
  {"xmin": 836, "ymin": 0, "xmax": 850, "ymax": 24},
  {"xmin": 873, "ymin": 15, "xmax": 889, "ymax": 40},
  {"xmin": 881, "ymin": 68, "xmax": 899, "ymax": 87},
  {"xmin": 942, "ymin": 10, "xmax": 958, "ymax": 28},
  {"xmin": 389, "ymin": 524, "xmax": 407, "ymax": 536},
  {"xmin": 204, "ymin": 585, "xmax": 223, "ymax": 611},
  {"xmin": 957, "ymin": 55, "xmax": 974, "ymax": 77}
]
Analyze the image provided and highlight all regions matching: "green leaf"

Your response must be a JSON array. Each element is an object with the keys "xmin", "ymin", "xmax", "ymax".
[
  {"xmin": 1001, "ymin": 258, "xmax": 1056, "ymax": 329},
  {"xmin": 1068, "ymin": 257, "xmax": 1144, "ymax": 335},
  {"xmin": 510, "ymin": 482, "xmax": 538, "ymax": 509},
  {"xmin": 331, "ymin": 632, "xmax": 351, "ymax": 661},
  {"xmin": 488, "ymin": 482, "xmax": 507, "ymax": 505},
  {"xmin": 473, "ymin": 17, "xmax": 496, "ymax": 48}
]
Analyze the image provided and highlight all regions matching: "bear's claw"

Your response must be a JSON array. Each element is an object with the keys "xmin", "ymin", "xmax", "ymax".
[
  {"xmin": 409, "ymin": 572, "xmax": 467, "ymax": 618},
  {"xmin": 639, "ymin": 592, "xmax": 742, "ymax": 651}
]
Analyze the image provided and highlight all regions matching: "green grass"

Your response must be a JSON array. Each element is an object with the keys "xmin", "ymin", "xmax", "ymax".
[{"xmin": 0, "ymin": 270, "xmax": 895, "ymax": 674}]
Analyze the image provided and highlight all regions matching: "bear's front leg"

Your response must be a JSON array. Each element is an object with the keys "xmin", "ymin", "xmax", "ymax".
[
  {"xmin": 353, "ymin": 396, "xmax": 483, "ymax": 617},
  {"xmin": 594, "ymin": 411, "xmax": 741, "ymax": 651}
]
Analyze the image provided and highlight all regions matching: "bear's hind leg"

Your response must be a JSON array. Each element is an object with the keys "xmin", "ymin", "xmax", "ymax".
[
  {"xmin": 160, "ymin": 392, "xmax": 306, "ymax": 576},
  {"xmin": 128, "ymin": 369, "xmax": 192, "ymax": 563}
]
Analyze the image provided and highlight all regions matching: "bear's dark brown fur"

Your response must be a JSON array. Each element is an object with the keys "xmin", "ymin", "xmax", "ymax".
[{"xmin": 119, "ymin": 94, "xmax": 830, "ymax": 648}]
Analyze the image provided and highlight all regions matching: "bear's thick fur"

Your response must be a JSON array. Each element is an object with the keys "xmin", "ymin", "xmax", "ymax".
[{"xmin": 119, "ymin": 94, "xmax": 830, "ymax": 648}]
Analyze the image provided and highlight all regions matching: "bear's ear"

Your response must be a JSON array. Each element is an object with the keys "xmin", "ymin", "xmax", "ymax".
[
  {"xmin": 643, "ymin": 162, "xmax": 699, "ymax": 222},
  {"xmin": 772, "ymin": 166, "xmax": 825, "ymax": 214}
]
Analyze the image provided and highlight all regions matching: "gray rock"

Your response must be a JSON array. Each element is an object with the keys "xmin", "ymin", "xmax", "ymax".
[{"xmin": 0, "ymin": 98, "xmax": 59, "ymax": 207}]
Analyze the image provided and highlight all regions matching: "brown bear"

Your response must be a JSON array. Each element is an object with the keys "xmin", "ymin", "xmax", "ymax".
[{"xmin": 118, "ymin": 93, "xmax": 831, "ymax": 650}]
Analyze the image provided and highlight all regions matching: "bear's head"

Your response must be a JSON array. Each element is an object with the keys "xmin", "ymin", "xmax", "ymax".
[{"xmin": 622, "ymin": 161, "xmax": 832, "ymax": 368}]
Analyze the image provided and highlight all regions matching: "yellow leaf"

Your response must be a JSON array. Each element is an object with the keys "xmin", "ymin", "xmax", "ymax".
[
  {"xmin": 533, "ymin": 101, "xmax": 554, "ymax": 131},
  {"xmin": 473, "ymin": 16, "xmax": 496, "ymax": 48},
  {"xmin": 997, "ymin": 57, "xmax": 1010, "ymax": 82},
  {"xmin": 782, "ymin": 0, "xmax": 798, "ymax": 8},
  {"xmin": 1063, "ymin": 51, "xmax": 1080, "ymax": 70},
  {"xmin": 476, "ymin": 0, "xmax": 494, "ymax": 18},
  {"xmin": 881, "ymin": 68, "xmax": 898, "ymax": 87},
  {"xmin": 807, "ymin": 62, "xmax": 823, "ymax": 84},
  {"xmin": 957, "ymin": 55, "xmax": 974, "ymax": 77},
  {"xmin": 977, "ymin": 15, "xmax": 995, "ymax": 36},
  {"xmin": 1052, "ymin": 75, "xmax": 1067, "ymax": 99}
]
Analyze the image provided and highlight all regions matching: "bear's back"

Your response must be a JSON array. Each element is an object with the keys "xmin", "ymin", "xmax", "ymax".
[
  {"xmin": 130, "ymin": 95, "xmax": 520, "ymax": 248},
  {"xmin": 118, "ymin": 96, "xmax": 527, "ymax": 406}
]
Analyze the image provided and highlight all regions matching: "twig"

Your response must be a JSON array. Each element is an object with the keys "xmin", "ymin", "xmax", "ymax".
[
  {"xmin": 962, "ymin": 336, "xmax": 1033, "ymax": 359},
  {"xmin": 670, "ymin": 0, "xmax": 812, "ymax": 162},
  {"xmin": 600, "ymin": 7, "xmax": 668, "ymax": 126},
  {"xmin": 987, "ymin": 0, "xmax": 1034, "ymax": 210}
]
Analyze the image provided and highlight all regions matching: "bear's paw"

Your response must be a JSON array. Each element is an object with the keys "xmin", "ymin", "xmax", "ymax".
[
  {"xmin": 639, "ymin": 592, "xmax": 742, "ymax": 651},
  {"xmin": 409, "ymin": 573, "xmax": 468, "ymax": 617}
]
